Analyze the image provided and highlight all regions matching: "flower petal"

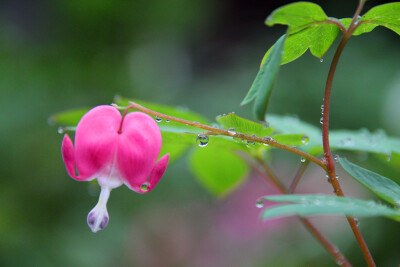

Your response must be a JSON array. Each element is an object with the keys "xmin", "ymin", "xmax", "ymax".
[
  {"xmin": 144, "ymin": 153, "xmax": 170, "ymax": 193},
  {"xmin": 74, "ymin": 106, "xmax": 121, "ymax": 179},
  {"xmin": 62, "ymin": 134, "xmax": 91, "ymax": 181},
  {"xmin": 117, "ymin": 112, "xmax": 162, "ymax": 191}
]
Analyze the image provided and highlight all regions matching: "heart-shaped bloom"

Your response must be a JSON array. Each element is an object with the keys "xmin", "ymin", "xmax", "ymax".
[{"xmin": 61, "ymin": 105, "xmax": 169, "ymax": 232}]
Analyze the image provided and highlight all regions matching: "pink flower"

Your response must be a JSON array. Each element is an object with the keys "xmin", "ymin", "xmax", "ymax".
[{"xmin": 61, "ymin": 105, "xmax": 169, "ymax": 232}]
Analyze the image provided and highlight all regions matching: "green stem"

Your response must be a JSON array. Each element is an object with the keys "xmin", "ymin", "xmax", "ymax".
[
  {"xmin": 321, "ymin": 1, "xmax": 375, "ymax": 266},
  {"xmin": 288, "ymin": 160, "xmax": 310, "ymax": 193}
]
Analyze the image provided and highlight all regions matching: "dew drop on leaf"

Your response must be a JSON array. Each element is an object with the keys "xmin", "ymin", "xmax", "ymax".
[
  {"xmin": 196, "ymin": 134, "xmax": 209, "ymax": 147},
  {"xmin": 301, "ymin": 135, "xmax": 309, "ymax": 144}
]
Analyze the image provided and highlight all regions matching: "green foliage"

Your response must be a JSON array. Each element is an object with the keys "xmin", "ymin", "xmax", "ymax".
[
  {"xmin": 217, "ymin": 113, "xmax": 273, "ymax": 137},
  {"xmin": 241, "ymin": 35, "xmax": 285, "ymax": 121},
  {"xmin": 342, "ymin": 3, "xmax": 400, "ymax": 36},
  {"xmin": 266, "ymin": 114, "xmax": 322, "ymax": 154},
  {"xmin": 339, "ymin": 158, "xmax": 400, "ymax": 206},
  {"xmin": 190, "ymin": 146, "xmax": 248, "ymax": 197},
  {"xmin": 49, "ymin": 108, "xmax": 90, "ymax": 126},
  {"xmin": 264, "ymin": 2, "xmax": 341, "ymax": 65},
  {"xmin": 260, "ymin": 194, "xmax": 400, "ymax": 221}
]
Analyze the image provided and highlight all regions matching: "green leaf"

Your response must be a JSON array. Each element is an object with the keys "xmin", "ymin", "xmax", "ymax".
[
  {"xmin": 241, "ymin": 35, "xmax": 286, "ymax": 121},
  {"xmin": 329, "ymin": 129, "xmax": 392, "ymax": 156},
  {"xmin": 342, "ymin": 3, "xmax": 400, "ymax": 36},
  {"xmin": 260, "ymin": 194, "xmax": 400, "ymax": 221},
  {"xmin": 338, "ymin": 158, "xmax": 400, "ymax": 206},
  {"xmin": 266, "ymin": 114, "xmax": 322, "ymax": 154},
  {"xmin": 49, "ymin": 108, "xmax": 90, "ymax": 126},
  {"xmin": 217, "ymin": 113, "xmax": 273, "ymax": 137},
  {"xmin": 264, "ymin": 2, "xmax": 341, "ymax": 65},
  {"xmin": 273, "ymin": 134, "xmax": 307, "ymax": 147},
  {"xmin": 265, "ymin": 2, "xmax": 329, "ymax": 33},
  {"xmin": 189, "ymin": 146, "xmax": 248, "ymax": 197}
]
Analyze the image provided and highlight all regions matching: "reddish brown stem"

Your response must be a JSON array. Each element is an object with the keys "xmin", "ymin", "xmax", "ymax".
[
  {"xmin": 321, "ymin": 1, "xmax": 375, "ymax": 266},
  {"xmin": 126, "ymin": 101, "xmax": 327, "ymax": 170}
]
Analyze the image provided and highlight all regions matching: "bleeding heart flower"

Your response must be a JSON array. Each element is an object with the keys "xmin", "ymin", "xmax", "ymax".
[{"xmin": 61, "ymin": 105, "xmax": 169, "ymax": 232}]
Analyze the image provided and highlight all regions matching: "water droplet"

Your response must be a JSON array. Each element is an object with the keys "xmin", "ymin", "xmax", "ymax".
[
  {"xmin": 300, "ymin": 157, "xmax": 306, "ymax": 163},
  {"xmin": 320, "ymin": 117, "xmax": 324, "ymax": 124},
  {"xmin": 336, "ymin": 175, "xmax": 340, "ymax": 180},
  {"xmin": 354, "ymin": 218, "xmax": 360, "ymax": 227},
  {"xmin": 334, "ymin": 155, "xmax": 339, "ymax": 162},
  {"xmin": 165, "ymin": 119, "xmax": 170, "ymax": 123},
  {"xmin": 321, "ymin": 105, "xmax": 324, "ymax": 110},
  {"xmin": 256, "ymin": 199, "xmax": 264, "ymax": 208},
  {"xmin": 155, "ymin": 116, "xmax": 162, "ymax": 122},
  {"xmin": 387, "ymin": 153, "xmax": 392, "ymax": 162},
  {"xmin": 246, "ymin": 140, "xmax": 255, "ymax": 147},
  {"xmin": 140, "ymin": 182, "xmax": 150, "ymax": 192},
  {"xmin": 228, "ymin": 127, "xmax": 236, "ymax": 135},
  {"xmin": 57, "ymin": 127, "xmax": 65, "ymax": 134},
  {"xmin": 320, "ymin": 58, "xmax": 324, "ymax": 63},
  {"xmin": 301, "ymin": 135, "xmax": 309, "ymax": 144},
  {"xmin": 196, "ymin": 134, "xmax": 209, "ymax": 147}
]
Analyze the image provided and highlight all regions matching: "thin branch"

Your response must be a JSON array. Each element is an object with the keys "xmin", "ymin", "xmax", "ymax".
[
  {"xmin": 241, "ymin": 154, "xmax": 351, "ymax": 267},
  {"xmin": 288, "ymin": 161, "xmax": 310, "ymax": 194},
  {"xmin": 321, "ymin": 0, "xmax": 375, "ymax": 266},
  {"xmin": 125, "ymin": 102, "xmax": 327, "ymax": 171}
]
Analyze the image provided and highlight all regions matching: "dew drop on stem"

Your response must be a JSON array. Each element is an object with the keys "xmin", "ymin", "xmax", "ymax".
[
  {"xmin": 228, "ymin": 127, "xmax": 236, "ymax": 135},
  {"xmin": 196, "ymin": 134, "xmax": 209, "ymax": 147},
  {"xmin": 320, "ymin": 117, "xmax": 324, "ymax": 124},
  {"xmin": 300, "ymin": 157, "xmax": 306, "ymax": 163},
  {"xmin": 155, "ymin": 116, "xmax": 162, "ymax": 122},
  {"xmin": 165, "ymin": 119, "xmax": 170, "ymax": 123}
]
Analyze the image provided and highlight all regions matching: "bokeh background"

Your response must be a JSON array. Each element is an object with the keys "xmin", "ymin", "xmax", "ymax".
[{"xmin": 0, "ymin": 0, "xmax": 399, "ymax": 266}]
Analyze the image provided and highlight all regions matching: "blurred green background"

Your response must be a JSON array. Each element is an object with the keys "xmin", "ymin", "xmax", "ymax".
[{"xmin": 0, "ymin": 0, "xmax": 399, "ymax": 266}]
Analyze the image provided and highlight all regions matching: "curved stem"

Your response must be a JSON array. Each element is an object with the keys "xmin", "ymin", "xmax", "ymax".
[
  {"xmin": 321, "ymin": 1, "xmax": 375, "ymax": 266},
  {"xmin": 126, "ymin": 102, "xmax": 327, "ymax": 171},
  {"xmin": 244, "ymin": 155, "xmax": 351, "ymax": 266}
]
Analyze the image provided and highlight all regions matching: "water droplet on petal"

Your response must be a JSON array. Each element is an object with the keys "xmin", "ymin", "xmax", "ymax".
[
  {"xmin": 256, "ymin": 199, "xmax": 264, "ymax": 208},
  {"xmin": 301, "ymin": 135, "xmax": 309, "ymax": 144},
  {"xmin": 196, "ymin": 134, "xmax": 209, "ymax": 147},
  {"xmin": 300, "ymin": 157, "xmax": 306, "ymax": 163},
  {"xmin": 141, "ymin": 182, "xmax": 150, "ymax": 192},
  {"xmin": 228, "ymin": 127, "xmax": 236, "ymax": 135},
  {"xmin": 155, "ymin": 116, "xmax": 162, "ymax": 123}
]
